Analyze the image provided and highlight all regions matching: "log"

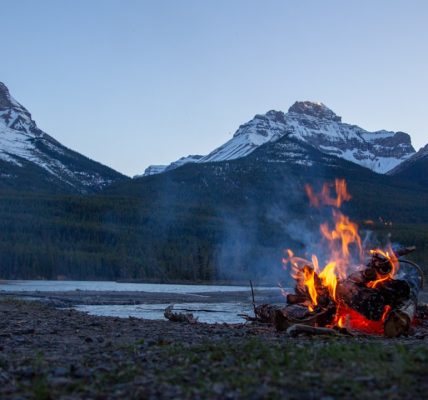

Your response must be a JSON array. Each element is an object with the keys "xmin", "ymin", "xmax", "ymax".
[
  {"xmin": 336, "ymin": 280, "xmax": 388, "ymax": 321},
  {"xmin": 274, "ymin": 309, "xmax": 291, "ymax": 331},
  {"xmin": 384, "ymin": 299, "xmax": 416, "ymax": 337},
  {"xmin": 274, "ymin": 304, "xmax": 336, "ymax": 331},
  {"xmin": 378, "ymin": 279, "xmax": 411, "ymax": 306},
  {"xmin": 286, "ymin": 293, "xmax": 308, "ymax": 305},
  {"xmin": 254, "ymin": 304, "xmax": 281, "ymax": 323},
  {"xmin": 164, "ymin": 305, "xmax": 198, "ymax": 324},
  {"xmin": 336, "ymin": 269, "xmax": 418, "ymax": 322}
]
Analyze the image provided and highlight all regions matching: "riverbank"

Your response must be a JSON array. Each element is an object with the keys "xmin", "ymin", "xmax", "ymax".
[{"xmin": 1, "ymin": 298, "xmax": 428, "ymax": 399}]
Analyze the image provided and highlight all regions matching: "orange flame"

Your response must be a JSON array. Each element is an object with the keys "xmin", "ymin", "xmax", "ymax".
[
  {"xmin": 283, "ymin": 179, "xmax": 399, "ymax": 335},
  {"xmin": 303, "ymin": 266, "xmax": 318, "ymax": 308},
  {"xmin": 367, "ymin": 248, "xmax": 399, "ymax": 288},
  {"xmin": 318, "ymin": 261, "xmax": 337, "ymax": 301}
]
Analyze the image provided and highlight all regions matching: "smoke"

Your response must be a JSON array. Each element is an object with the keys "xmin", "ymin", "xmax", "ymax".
[{"xmin": 214, "ymin": 176, "xmax": 321, "ymax": 285}]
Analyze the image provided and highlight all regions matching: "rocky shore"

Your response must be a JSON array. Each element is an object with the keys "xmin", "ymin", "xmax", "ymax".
[{"xmin": 1, "ymin": 294, "xmax": 427, "ymax": 399}]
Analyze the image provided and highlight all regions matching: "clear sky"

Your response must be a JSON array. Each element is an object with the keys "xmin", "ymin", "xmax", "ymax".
[{"xmin": 1, "ymin": 0, "xmax": 427, "ymax": 176}]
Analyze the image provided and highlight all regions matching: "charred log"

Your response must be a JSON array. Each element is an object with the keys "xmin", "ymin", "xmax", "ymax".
[
  {"xmin": 336, "ymin": 280, "xmax": 388, "ymax": 321},
  {"xmin": 253, "ymin": 304, "xmax": 281, "ymax": 324},
  {"xmin": 378, "ymin": 279, "xmax": 411, "ymax": 306},
  {"xmin": 286, "ymin": 293, "xmax": 308, "ymax": 305},
  {"xmin": 274, "ymin": 304, "xmax": 336, "ymax": 331}
]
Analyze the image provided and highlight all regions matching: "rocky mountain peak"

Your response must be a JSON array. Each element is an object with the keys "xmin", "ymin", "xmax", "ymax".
[
  {"xmin": 288, "ymin": 101, "xmax": 341, "ymax": 122},
  {"xmin": 265, "ymin": 110, "xmax": 286, "ymax": 123},
  {"xmin": 0, "ymin": 82, "xmax": 13, "ymax": 109},
  {"xmin": 0, "ymin": 82, "xmax": 32, "ymax": 121}
]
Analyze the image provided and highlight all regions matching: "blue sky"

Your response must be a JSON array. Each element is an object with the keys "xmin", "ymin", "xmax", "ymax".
[{"xmin": 1, "ymin": 0, "xmax": 427, "ymax": 176}]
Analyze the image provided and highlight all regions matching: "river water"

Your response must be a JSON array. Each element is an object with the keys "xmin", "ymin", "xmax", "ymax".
[
  {"xmin": 0, "ymin": 280, "xmax": 250, "ymax": 293},
  {"xmin": 0, "ymin": 280, "xmax": 271, "ymax": 323}
]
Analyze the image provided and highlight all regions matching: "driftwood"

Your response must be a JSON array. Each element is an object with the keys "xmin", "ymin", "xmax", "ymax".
[{"xmin": 164, "ymin": 305, "xmax": 198, "ymax": 324}]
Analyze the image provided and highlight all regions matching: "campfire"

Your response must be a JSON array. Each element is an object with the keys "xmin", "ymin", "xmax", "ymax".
[{"xmin": 254, "ymin": 179, "xmax": 424, "ymax": 337}]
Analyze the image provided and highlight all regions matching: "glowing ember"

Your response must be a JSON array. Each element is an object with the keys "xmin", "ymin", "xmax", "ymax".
[{"xmin": 333, "ymin": 305, "xmax": 391, "ymax": 334}]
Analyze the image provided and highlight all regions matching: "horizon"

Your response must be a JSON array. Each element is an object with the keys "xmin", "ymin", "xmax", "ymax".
[{"xmin": 1, "ymin": 0, "xmax": 427, "ymax": 176}]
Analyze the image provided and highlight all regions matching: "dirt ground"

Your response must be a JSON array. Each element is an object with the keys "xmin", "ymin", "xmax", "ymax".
[{"xmin": 1, "ymin": 291, "xmax": 428, "ymax": 399}]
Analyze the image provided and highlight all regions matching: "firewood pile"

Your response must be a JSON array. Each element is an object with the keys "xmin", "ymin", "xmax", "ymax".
[{"xmin": 244, "ymin": 246, "xmax": 425, "ymax": 338}]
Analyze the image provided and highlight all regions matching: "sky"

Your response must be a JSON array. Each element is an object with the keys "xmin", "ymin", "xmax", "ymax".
[{"xmin": 0, "ymin": 0, "xmax": 427, "ymax": 177}]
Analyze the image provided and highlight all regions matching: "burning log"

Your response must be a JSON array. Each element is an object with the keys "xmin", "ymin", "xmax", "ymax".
[
  {"xmin": 384, "ymin": 300, "xmax": 416, "ymax": 338},
  {"xmin": 274, "ymin": 303, "xmax": 336, "ymax": 332},
  {"xmin": 164, "ymin": 305, "xmax": 198, "ymax": 324},
  {"xmin": 286, "ymin": 293, "xmax": 308, "ymax": 305},
  {"xmin": 336, "ymin": 280, "xmax": 389, "ymax": 321}
]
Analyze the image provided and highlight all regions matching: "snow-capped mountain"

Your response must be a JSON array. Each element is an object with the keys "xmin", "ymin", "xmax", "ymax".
[
  {"xmin": 142, "ymin": 101, "xmax": 415, "ymax": 176},
  {"xmin": 0, "ymin": 82, "xmax": 126, "ymax": 192}
]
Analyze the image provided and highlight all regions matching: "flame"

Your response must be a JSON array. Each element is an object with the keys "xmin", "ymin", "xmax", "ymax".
[
  {"xmin": 303, "ymin": 265, "xmax": 318, "ymax": 308},
  {"xmin": 318, "ymin": 261, "xmax": 337, "ymax": 301},
  {"xmin": 320, "ymin": 210, "xmax": 363, "ymax": 279},
  {"xmin": 283, "ymin": 179, "xmax": 399, "ymax": 335},
  {"xmin": 367, "ymin": 248, "xmax": 399, "ymax": 288}
]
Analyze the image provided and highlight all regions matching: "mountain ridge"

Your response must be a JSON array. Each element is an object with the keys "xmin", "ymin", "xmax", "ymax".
[{"xmin": 142, "ymin": 101, "xmax": 416, "ymax": 177}]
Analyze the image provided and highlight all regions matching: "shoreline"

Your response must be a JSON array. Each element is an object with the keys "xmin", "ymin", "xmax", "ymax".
[{"xmin": 0, "ymin": 278, "xmax": 279, "ymax": 287}]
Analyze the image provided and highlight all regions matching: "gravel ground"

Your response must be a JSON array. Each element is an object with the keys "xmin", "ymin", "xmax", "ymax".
[{"xmin": 0, "ymin": 294, "xmax": 427, "ymax": 399}]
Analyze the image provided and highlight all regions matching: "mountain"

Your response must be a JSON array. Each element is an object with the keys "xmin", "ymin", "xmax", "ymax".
[
  {"xmin": 142, "ymin": 101, "xmax": 415, "ymax": 176},
  {"xmin": 0, "ymin": 82, "xmax": 128, "ymax": 193},
  {"xmin": 388, "ymin": 144, "xmax": 428, "ymax": 187}
]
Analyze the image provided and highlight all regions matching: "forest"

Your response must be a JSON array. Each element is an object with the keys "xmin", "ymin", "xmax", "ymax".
[{"xmin": 1, "ymin": 159, "xmax": 427, "ymax": 282}]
